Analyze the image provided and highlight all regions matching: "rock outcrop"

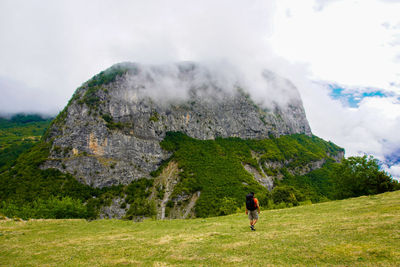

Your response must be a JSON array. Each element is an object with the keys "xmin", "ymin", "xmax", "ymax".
[{"xmin": 43, "ymin": 62, "xmax": 312, "ymax": 188}]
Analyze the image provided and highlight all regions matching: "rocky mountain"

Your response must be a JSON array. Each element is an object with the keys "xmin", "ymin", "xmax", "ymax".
[
  {"xmin": 4, "ymin": 63, "xmax": 397, "ymax": 220},
  {"xmin": 43, "ymin": 62, "xmax": 312, "ymax": 188}
]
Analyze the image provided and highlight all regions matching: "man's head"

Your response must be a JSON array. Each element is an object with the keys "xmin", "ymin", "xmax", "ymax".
[{"xmin": 250, "ymin": 192, "xmax": 255, "ymax": 196}]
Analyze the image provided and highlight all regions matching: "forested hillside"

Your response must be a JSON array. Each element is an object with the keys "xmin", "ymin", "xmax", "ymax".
[
  {"xmin": 1, "ymin": 126, "xmax": 398, "ymax": 220},
  {"xmin": 0, "ymin": 114, "xmax": 52, "ymax": 172},
  {"xmin": 157, "ymin": 132, "xmax": 399, "ymax": 217}
]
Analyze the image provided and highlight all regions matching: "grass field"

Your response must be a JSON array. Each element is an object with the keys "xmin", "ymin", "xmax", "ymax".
[{"xmin": 1, "ymin": 191, "xmax": 399, "ymax": 266}]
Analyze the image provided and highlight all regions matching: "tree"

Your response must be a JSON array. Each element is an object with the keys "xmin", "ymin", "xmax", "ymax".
[
  {"xmin": 333, "ymin": 155, "xmax": 399, "ymax": 199},
  {"xmin": 271, "ymin": 186, "xmax": 304, "ymax": 206}
]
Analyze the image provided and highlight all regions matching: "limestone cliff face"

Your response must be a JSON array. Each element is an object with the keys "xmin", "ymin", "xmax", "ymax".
[{"xmin": 43, "ymin": 62, "xmax": 312, "ymax": 188}]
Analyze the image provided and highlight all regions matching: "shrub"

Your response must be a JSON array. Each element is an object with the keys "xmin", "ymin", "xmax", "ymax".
[
  {"xmin": 125, "ymin": 178, "xmax": 153, "ymax": 204},
  {"xmin": 149, "ymin": 111, "xmax": 160, "ymax": 122},
  {"xmin": 124, "ymin": 199, "xmax": 156, "ymax": 219},
  {"xmin": 0, "ymin": 197, "xmax": 89, "ymax": 220},
  {"xmin": 86, "ymin": 64, "xmax": 134, "ymax": 87},
  {"xmin": 272, "ymin": 186, "xmax": 304, "ymax": 206},
  {"xmin": 102, "ymin": 114, "xmax": 113, "ymax": 123},
  {"xmin": 81, "ymin": 86, "xmax": 102, "ymax": 109},
  {"xmin": 217, "ymin": 197, "xmax": 237, "ymax": 216}
]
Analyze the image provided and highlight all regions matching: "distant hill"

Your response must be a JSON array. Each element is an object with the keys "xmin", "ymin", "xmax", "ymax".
[
  {"xmin": 0, "ymin": 113, "xmax": 51, "ymax": 125},
  {"xmin": 0, "ymin": 113, "xmax": 52, "ymax": 171}
]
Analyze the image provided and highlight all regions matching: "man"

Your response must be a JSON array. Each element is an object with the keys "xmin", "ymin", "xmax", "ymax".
[{"xmin": 245, "ymin": 192, "xmax": 260, "ymax": 231}]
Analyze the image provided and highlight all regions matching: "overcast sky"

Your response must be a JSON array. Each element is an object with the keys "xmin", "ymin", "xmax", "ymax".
[{"xmin": 1, "ymin": 0, "xmax": 400, "ymax": 178}]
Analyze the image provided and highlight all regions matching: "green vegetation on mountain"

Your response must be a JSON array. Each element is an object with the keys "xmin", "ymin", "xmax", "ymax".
[
  {"xmin": 159, "ymin": 132, "xmax": 366, "ymax": 217},
  {"xmin": 160, "ymin": 132, "xmax": 398, "ymax": 216},
  {"xmin": 43, "ymin": 65, "xmax": 135, "ymax": 130},
  {"xmin": 86, "ymin": 63, "xmax": 136, "ymax": 88},
  {"xmin": 78, "ymin": 63, "xmax": 138, "ymax": 111},
  {"xmin": 124, "ymin": 178, "xmax": 157, "ymax": 219},
  {"xmin": 281, "ymin": 155, "xmax": 400, "ymax": 201},
  {"xmin": 1, "ymin": 191, "xmax": 399, "ymax": 266},
  {"xmin": 0, "ymin": 141, "xmax": 98, "ymax": 219},
  {"xmin": 160, "ymin": 132, "xmax": 268, "ymax": 217},
  {"xmin": 1, "ymin": 122, "xmax": 398, "ymax": 219}
]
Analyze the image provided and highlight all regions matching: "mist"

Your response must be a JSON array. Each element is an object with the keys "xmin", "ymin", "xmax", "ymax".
[
  {"xmin": 0, "ymin": 0, "xmax": 280, "ymax": 116},
  {"xmin": 111, "ymin": 61, "xmax": 302, "ymax": 112}
]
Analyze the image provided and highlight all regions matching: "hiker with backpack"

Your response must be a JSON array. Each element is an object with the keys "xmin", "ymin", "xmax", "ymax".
[{"xmin": 246, "ymin": 192, "xmax": 260, "ymax": 231}]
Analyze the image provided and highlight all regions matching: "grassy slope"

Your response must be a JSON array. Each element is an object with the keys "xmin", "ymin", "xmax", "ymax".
[{"xmin": 1, "ymin": 191, "xmax": 399, "ymax": 266}]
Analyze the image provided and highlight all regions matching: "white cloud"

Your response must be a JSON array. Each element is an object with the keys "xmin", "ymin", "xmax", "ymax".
[
  {"xmin": 298, "ymin": 80, "xmax": 400, "ymax": 178},
  {"xmin": 270, "ymin": 0, "xmax": 400, "ymax": 91},
  {"xmin": 0, "ymin": 0, "xmax": 277, "ymax": 115},
  {"xmin": 386, "ymin": 164, "xmax": 400, "ymax": 181},
  {"xmin": 0, "ymin": 76, "xmax": 62, "ymax": 115}
]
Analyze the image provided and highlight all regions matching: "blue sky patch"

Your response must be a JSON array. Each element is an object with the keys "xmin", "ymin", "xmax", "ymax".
[
  {"xmin": 385, "ymin": 148, "xmax": 400, "ymax": 166},
  {"xmin": 328, "ymin": 84, "xmax": 388, "ymax": 108}
]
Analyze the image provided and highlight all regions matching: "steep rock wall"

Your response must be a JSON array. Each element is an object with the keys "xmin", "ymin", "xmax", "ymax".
[{"xmin": 43, "ymin": 62, "xmax": 312, "ymax": 188}]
